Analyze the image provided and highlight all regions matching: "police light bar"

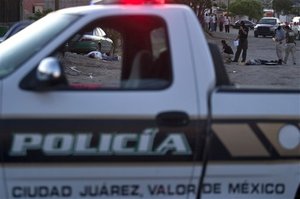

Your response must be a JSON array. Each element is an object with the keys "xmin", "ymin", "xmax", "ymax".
[
  {"xmin": 90, "ymin": 0, "xmax": 165, "ymax": 5},
  {"xmin": 90, "ymin": 0, "xmax": 102, "ymax": 4}
]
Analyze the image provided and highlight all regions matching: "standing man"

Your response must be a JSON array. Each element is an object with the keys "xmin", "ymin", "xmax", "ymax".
[
  {"xmin": 273, "ymin": 26, "xmax": 285, "ymax": 65},
  {"xmin": 219, "ymin": 15, "xmax": 224, "ymax": 32},
  {"xmin": 209, "ymin": 14, "xmax": 214, "ymax": 31},
  {"xmin": 204, "ymin": 13, "xmax": 211, "ymax": 32},
  {"xmin": 232, "ymin": 21, "xmax": 249, "ymax": 63},
  {"xmin": 224, "ymin": 15, "xmax": 230, "ymax": 33},
  {"xmin": 212, "ymin": 14, "xmax": 217, "ymax": 32},
  {"xmin": 283, "ymin": 25, "xmax": 297, "ymax": 65}
]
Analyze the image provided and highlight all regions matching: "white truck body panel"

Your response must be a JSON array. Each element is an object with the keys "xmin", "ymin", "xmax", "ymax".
[
  {"xmin": 0, "ymin": 4, "xmax": 299, "ymax": 199},
  {"xmin": 4, "ymin": 163, "xmax": 299, "ymax": 199},
  {"xmin": 211, "ymin": 89, "xmax": 300, "ymax": 118},
  {"xmin": 0, "ymin": 166, "xmax": 7, "ymax": 199},
  {"xmin": 2, "ymin": 6, "xmax": 201, "ymax": 119}
]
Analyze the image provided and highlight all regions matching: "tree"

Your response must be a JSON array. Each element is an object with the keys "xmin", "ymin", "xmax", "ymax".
[
  {"xmin": 189, "ymin": 0, "xmax": 212, "ymax": 26},
  {"xmin": 272, "ymin": 0, "xmax": 293, "ymax": 15},
  {"xmin": 261, "ymin": 0, "xmax": 273, "ymax": 9},
  {"xmin": 291, "ymin": 5, "xmax": 300, "ymax": 16},
  {"xmin": 218, "ymin": 2, "xmax": 228, "ymax": 10},
  {"xmin": 229, "ymin": 0, "xmax": 263, "ymax": 20},
  {"xmin": 174, "ymin": 0, "xmax": 212, "ymax": 27}
]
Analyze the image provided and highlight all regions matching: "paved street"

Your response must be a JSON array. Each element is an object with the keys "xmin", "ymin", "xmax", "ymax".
[{"xmin": 207, "ymin": 28, "xmax": 300, "ymax": 88}]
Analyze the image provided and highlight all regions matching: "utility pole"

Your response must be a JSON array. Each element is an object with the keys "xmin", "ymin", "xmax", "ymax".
[{"xmin": 55, "ymin": 0, "xmax": 59, "ymax": 10}]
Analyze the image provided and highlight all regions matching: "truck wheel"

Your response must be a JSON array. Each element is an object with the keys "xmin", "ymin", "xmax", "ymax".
[
  {"xmin": 295, "ymin": 185, "xmax": 300, "ymax": 199},
  {"xmin": 109, "ymin": 44, "xmax": 114, "ymax": 56},
  {"xmin": 254, "ymin": 33, "xmax": 258, "ymax": 38},
  {"xmin": 98, "ymin": 43, "xmax": 102, "ymax": 52}
]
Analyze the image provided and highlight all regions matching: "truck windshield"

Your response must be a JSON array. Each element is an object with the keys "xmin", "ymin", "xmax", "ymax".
[
  {"xmin": 258, "ymin": 18, "xmax": 277, "ymax": 25},
  {"xmin": 0, "ymin": 13, "xmax": 79, "ymax": 79}
]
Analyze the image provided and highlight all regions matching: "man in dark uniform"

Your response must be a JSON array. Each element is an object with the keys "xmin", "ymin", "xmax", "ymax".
[{"xmin": 232, "ymin": 21, "xmax": 249, "ymax": 63}]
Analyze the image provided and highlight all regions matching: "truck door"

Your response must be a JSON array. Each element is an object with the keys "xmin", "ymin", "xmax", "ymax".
[
  {"xmin": 1, "ymin": 13, "xmax": 200, "ymax": 199},
  {"xmin": 205, "ymin": 88, "xmax": 300, "ymax": 199},
  {"xmin": 0, "ymin": 81, "xmax": 8, "ymax": 198}
]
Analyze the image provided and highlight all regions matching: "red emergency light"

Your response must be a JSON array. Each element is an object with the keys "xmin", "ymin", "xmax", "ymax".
[
  {"xmin": 120, "ymin": 0, "xmax": 165, "ymax": 4},
  {"xmin": 91, "ymin": 0, "xmax": 165, "ymax": 5}
]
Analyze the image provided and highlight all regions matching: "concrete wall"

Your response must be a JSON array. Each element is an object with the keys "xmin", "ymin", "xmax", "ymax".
[
  {"xmin": 22, "ymin": 0, "xmax": 45, "ymax": 20},
  {"xmin": 44, "ymin": 0, "xmax": 90, "ymax": 10},
  {"xmin": 0, "ymin": 0, "xmax": 21, "ymax": 23}
]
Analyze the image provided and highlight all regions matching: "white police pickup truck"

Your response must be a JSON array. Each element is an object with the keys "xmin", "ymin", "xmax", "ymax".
[{"xmin": 0, "ymin": 1, "xmax": 299, "ymax": 199}]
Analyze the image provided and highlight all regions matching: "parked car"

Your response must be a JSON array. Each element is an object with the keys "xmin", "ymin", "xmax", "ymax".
[
  {"xmin": 254, "ymin": 17, "xmax": 281, "ymax": 37},
  {"xmin": 292, "ymin": 16, "xmax": 300, "ymax": 24},
  {"xmin": 67, "ymin": 27, "xmax": 114, "ymax": 55},
  {"xmin": 0, "ymin": 20, "xmax": 33, "ymax": 43},
  {"xmin": 232, "ymin": 20, "xmax": 256, "ymax": 29}
]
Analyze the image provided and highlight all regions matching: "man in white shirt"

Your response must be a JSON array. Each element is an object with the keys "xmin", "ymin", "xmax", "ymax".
[
  {"xmin": 224, "ymin": 16, "xmax": 230, "ymax": 33},
  {"xmin": 273, "ymin": 25, "xmax": 285, "ymax": 65}
]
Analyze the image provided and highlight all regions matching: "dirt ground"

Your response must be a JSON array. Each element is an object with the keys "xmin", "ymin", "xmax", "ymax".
[
  {"xmin": 61, "ymin": 32, "xmax": 300, "ymax": 89},
  {"xmin": 206, "ymin": 31, "xmax": 300, "ymax": 89},
  {"xmin": 62, "ymin": 52, "xmax": 121, "ymax": 88}
]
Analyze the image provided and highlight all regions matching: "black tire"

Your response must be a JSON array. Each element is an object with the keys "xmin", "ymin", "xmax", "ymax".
[
  {"xmin": 295, "ymin": 185, "xmax": 300, "ymax": 199},
  {"xmin": 109, "ymin": 44, "xmax": 114, "ymax": 56},
  {"xmin": 97, "ymin": 43, "xmax": 102, "ymax": 52},
  {"xmin": 254, "ymin": 33, "xmax": 258, "ymax": 38}
]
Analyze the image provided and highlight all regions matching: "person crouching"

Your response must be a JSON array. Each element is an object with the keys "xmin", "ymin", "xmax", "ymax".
[{"xmin": 221, "ymin": 40, "xmax": 234, "ymax": 63}]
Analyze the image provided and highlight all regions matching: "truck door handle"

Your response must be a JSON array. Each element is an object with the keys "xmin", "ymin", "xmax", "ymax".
[{"xmin": 156, "ymin": 111, "xmax": 190, "ymax": 127}]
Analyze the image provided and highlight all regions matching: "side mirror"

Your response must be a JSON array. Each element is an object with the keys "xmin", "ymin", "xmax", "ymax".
[
  {"xmin": 20, "ymin": 57, "xmax": 67, "ymax": 91},
  {"xmin": 37, "ymin": 57, "xmax": 63, "ymax": 82}
]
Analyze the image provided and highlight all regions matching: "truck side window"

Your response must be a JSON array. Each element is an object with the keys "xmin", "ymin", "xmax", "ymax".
[{"xmin": 58, "ymin": 15, "xmax": 172, "ymax": 90}]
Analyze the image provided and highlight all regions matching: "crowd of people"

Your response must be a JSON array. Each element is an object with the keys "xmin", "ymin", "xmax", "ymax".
[
  {"xmin": 205, "ymin": 13, "xmax": 231, "ymax": 33},
  {"xmin": 219, "ymin": 21, "xmax": 297, "ymax": 65},
  {"xmin": 274, "ymin": 25, "xmax": 297, "ymax": 65}
]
